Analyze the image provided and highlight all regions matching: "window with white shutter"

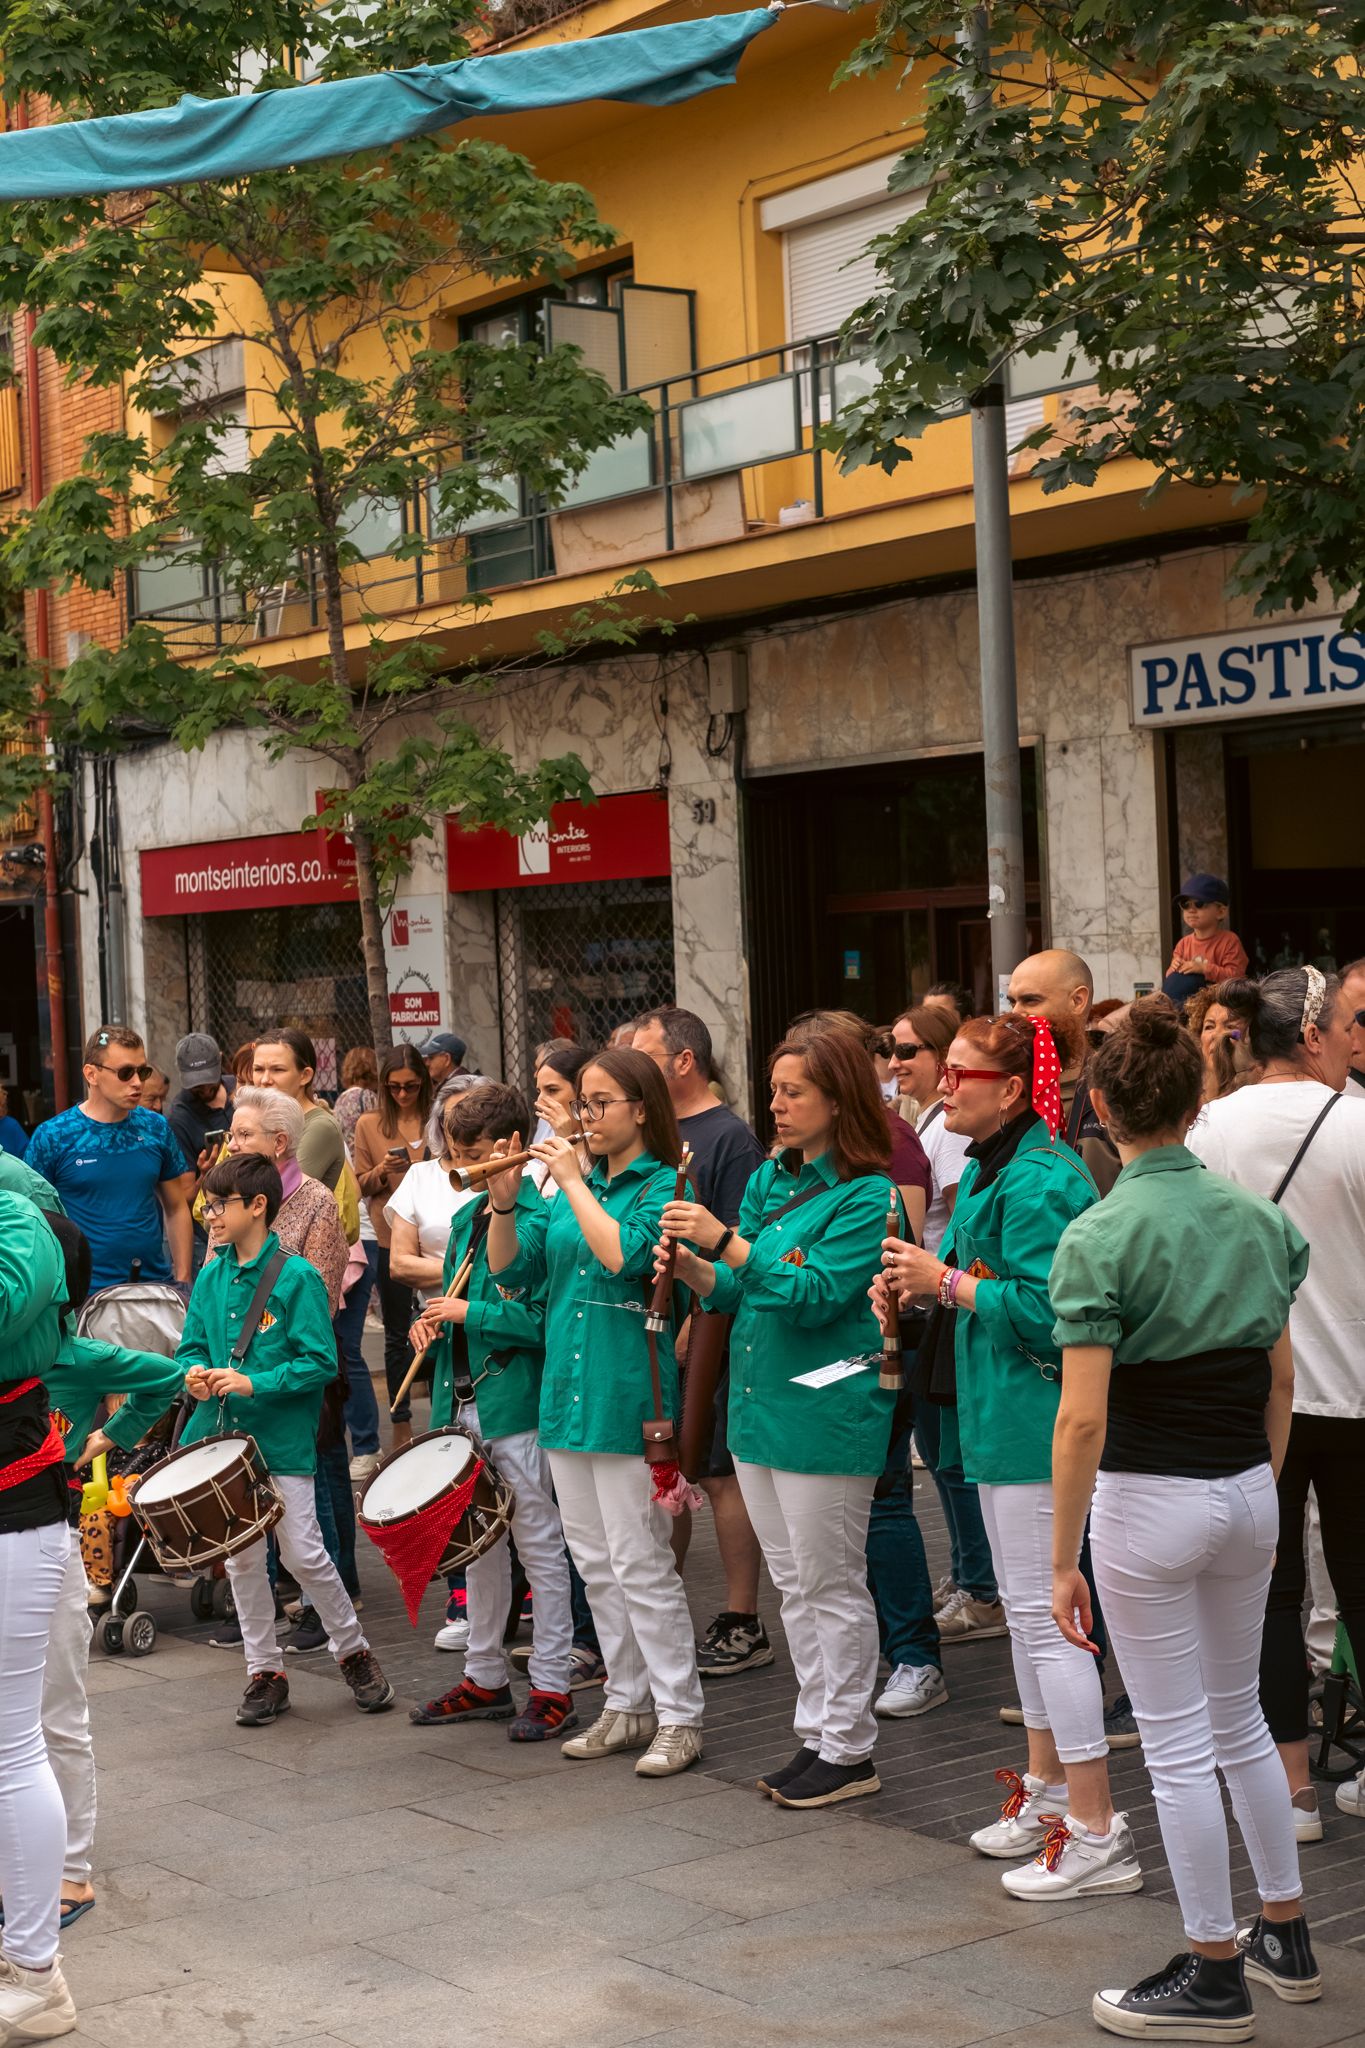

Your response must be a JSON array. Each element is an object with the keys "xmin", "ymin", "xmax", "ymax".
[
  {"xmin": 203, "ymin": 396, "xmax": 250, "ymax": 477},
  {"xmin": 783, "ymin": 189, "xmax": 918, "ymax": 348}
]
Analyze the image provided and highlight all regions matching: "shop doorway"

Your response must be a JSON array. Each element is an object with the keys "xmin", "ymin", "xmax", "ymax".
[
  {"xmin": 1225, "ymin": 723, "xmax": 1365, "ymax": 974},
  {"xmin": 742, "ymin": 751, "xmax": 1043, "ymax": 1075},
  {"xmin": 185, "ymin": 902, "xmax": 371, "ymax": 1089},
  {"xmin": 0, "ymin": 900, "xmax": 42, "ymax": 1125}
]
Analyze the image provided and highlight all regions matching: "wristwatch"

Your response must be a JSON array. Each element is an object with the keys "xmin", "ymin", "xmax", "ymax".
[{"xmin": 710, "ymin": 1227, "xmax": 735, "ymax": 1259}]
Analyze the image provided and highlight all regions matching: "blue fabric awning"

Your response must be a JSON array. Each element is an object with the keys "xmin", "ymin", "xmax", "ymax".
[{"xmin": 0, "ymin": 8, "xmax": 778, "ymax": 201}]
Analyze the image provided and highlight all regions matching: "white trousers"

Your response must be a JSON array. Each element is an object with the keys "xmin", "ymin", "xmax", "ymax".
[
  {"xmin": 1090, "ymin": 1467, "xmax": 1301, "ymax": 1943},
  {"xmin": 735, "ymin": 1460, "xmax": 878, "ymax": 1765},
  {"xmin": 225, "ymin": 1473, "xmax": 367, "ymax": 1676},
  {"xmin": 0, "ymin": 1521, "xmax": 69, "ymax": 1970},
  {"xmin": 457, "ymin": 1405, "xmax": 573, "ymax": 1695},
  {"xmin": 547, "ymin": 1450, "xmax": 703, "ymax": 1727},
  {"xmin": 42, "ymin": 1545, "xmax": 95, "ymax": 1885},
  {"xmin": 978, "ymin": 1481, "xmax": 1108, "ymax": 1765},
  {"xmin": 1305, "ymin": 1490, "xmax": 1338, "ymax": 1675}
]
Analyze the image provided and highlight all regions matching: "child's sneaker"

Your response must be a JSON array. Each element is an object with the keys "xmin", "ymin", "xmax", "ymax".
[
  {"xmin": 409, "ymin": 1679, "xmax": 514, "ymax": 1726},
  {"xmin": 235, "ymin": 1670, "xmax": 290, "ymax": 1726},
  {"xmin": 508, "ymin": 1690, "xmax": 578, "ymax": 1742},
  {"xmin": 339, "ymin": 1648, "xmax": 395, "ymax": 1713}
]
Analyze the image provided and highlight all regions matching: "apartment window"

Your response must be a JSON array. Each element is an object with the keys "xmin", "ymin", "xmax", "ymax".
[
  {"xmin": 150, "ymin": 337, "xmax": 250, "ymax": 475},
  {"xmin": 761, "ymin": 158, "xmax": 922, "ymax": 352}
]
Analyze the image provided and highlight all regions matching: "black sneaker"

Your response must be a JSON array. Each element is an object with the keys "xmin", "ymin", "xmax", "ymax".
[
  {"xmin": 1236, "ymin": 1913, "xmax": 1322, "ymax": 2003},
  {"xmin": 281, "ymin": 1606, "xmax": 329, "ymax": 1656},
  {"xmin": 339, "ymin": 1647, "xmax": 395, "ymax": 1713},
  {"xmin": 756, "ymin": 1744, "xmax": 819, "ymax": 1797},
  {"xmin": 1094, "ymin": 1953, "xmax": 1254, "ymax": 2040},
  {"xmin": 697, "ymin": 1612, "xmax": 775, "ymax": 1678},
  {"xmin": 771, "ymin": 1757, "xmax": 879, "ymax": 1809},
  {"xmin": 236, "ymin": 1671, "xmax": 290, "ymax": 1727},
  {"xmin": 208, "ymin": 1618, "xmax": 243, "ymax": 1649},
  {"xmin": 1104, "ymin": 1691, "xmax": 1142, "ymax": 1750}
]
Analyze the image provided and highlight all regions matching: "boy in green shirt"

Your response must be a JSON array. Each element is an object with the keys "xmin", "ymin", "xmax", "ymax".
[
  {"xmin": 178, "ymin": 1153, "xmax": 393, "ymax": 1727},
  {"xmin": 407, "ymin": 1083, "xmax": 575, "ymax": 1743}
]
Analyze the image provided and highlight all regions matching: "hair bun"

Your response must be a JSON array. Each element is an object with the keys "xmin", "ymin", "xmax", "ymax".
[{"xmin": 1127, "ymin": 996, "xmax": 1181, "ymax": 1048}]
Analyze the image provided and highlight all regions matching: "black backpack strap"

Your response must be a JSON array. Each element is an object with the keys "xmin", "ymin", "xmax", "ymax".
[
  {"xmin": 229, "ymin": 1248, "xmax": 290, "ymax": 1365},
  {"xmin": 1270, "ymin": 1093, "xmax": 1340, "ymax": 1206}
]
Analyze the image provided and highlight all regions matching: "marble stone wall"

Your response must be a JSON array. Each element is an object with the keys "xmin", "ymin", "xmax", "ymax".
[{"xmin": 1172, "ymin": 728, "xmax": 1230, "ymax": 888}]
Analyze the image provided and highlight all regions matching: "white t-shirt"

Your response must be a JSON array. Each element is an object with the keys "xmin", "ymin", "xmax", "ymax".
[
  {"xmin": 1188, "ymin": 1081, "xmax": 1365, "ymax": 1416},
  {"xmin": 915, "ymin": 1099, "xmax": 973, "ymax": 1255},
  {"xmin": 384, "ymin": 1160, "xmax": 475, "ymax": 1297}
]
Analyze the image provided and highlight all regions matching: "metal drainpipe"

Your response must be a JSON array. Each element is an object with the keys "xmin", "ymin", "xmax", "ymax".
[{"xmin": 14, "ymin": 96, "xmax": 71, "ymax": 1109}]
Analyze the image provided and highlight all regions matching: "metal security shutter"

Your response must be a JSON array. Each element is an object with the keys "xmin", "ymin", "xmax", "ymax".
[{"xmin": 784, "ymin": 191, "xmax": 917, "ymax": 342}]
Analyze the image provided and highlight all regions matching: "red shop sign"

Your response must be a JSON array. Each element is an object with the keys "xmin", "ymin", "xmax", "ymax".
[
  {"xmin": 141, "ymin": 829, "xmax": 357, "ymax": 917},
  {"xmin": 445, "ymin": 790, "xmax": 671, "ymax": 893}
]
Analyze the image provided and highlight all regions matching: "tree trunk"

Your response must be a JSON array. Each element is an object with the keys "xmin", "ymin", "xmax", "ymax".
[{"xmin": 350, "ymin": 824, "xmax": 394, "ymax": 1055}]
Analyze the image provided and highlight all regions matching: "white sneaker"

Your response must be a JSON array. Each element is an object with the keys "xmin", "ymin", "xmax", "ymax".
[
  {"xmin": 874, "ymin": 1663, "xmax": 949, "ymax": 1718},
  {"xmin": 635, "ymin": 1724, "xmax": 704, "ymax": 1776},
  {"xmin": 433, "ymin": 1617, "xmax": 470, "ymax": 1652},
  {"xmin": 1000, "ymin": 1811, "xmax": 1144, "ymax": 1900},
  {"xmin": 970, "ymin": 1769, "xmax": 1065, "ymax": 1858},
  {"xmin": 1292, "ymin": 1785, "xmax": 1324, "ymax": 1841},
  {"xmin": 932, "ymin": 1572, "xmax": 957, "ymax": 1608},
  {"xmin": 561, "ymin": 1708, "xmax": 657, "ymax": 1760},
  {"xmin": 0, "ymin": 1953, "xmax": 77, "ymax": 2042},
  {"xmin": 1335, "ymin": 1767, "xmax": 1364, "ymax": 1818},
  {"xmin": 349, "ymin": 1452, "xmax": 380, "ymax": 1486}
]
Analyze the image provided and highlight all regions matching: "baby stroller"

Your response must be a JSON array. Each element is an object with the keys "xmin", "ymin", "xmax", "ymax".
[{"xmin": 76, "ymin": 1276, "xmax": 187, "ymax": 1658}]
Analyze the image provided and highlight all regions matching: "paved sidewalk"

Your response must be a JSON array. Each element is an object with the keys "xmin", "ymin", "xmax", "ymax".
[{"xmin": 66, "ymin": 1492, "xmax": 1365, "ymax": 2048}]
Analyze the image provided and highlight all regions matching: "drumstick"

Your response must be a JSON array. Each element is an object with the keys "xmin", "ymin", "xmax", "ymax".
[{"xmin": 388, "ymin": 1245, "xmax": 476, "ymax": 1415}]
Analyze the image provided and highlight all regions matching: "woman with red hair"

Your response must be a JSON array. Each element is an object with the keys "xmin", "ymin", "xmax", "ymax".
[
  {"xmin": 880, "ymin": 1013, "xmax": 1140, "ymax": 1901},
  {"xmin": 661, "ymin": 1030, "xmax": 900, "ymax": 1811}
]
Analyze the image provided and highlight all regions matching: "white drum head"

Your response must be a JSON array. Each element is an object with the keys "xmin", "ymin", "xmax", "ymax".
[
  {"xmin": 365, "ymin": 1433, "xmax": 474, "ymax": 1521},
  {"xmin": 137, "ymin": 1438, "xmax": 244, "ymax": 1503}
]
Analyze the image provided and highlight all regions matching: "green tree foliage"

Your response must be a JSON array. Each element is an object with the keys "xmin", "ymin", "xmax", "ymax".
[
  {"xmin": 0, "ymin": 0, "xmax": 661, "ymax": 1046},
  {"xmin": 837, "ymin": 3, "xmax": 1365, "ymax": 626}
]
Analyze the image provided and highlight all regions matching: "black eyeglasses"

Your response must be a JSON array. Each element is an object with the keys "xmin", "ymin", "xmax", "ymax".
[
  {"xmin": 202, "ymin": 1194, "xmax": 245, "ymax": 1218},
  {"xmin": 891, "ymin": 1041, "xmax": 929, "ymax": 1061},
  {"xmin": 573, "ymin": 1095, "xmax": 639, "ymax": 1123},
  {"xmin": 97, "ymin": 1062, "xmax": 153, "ymax": 1083}
]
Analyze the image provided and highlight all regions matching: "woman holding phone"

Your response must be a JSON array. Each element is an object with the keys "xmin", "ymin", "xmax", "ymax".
[{"xmin": 352, "ymin": 1047, "xmax": 431, "ymax": 1448}]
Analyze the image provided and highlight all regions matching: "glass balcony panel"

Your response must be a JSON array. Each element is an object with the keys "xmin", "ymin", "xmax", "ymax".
[
  {"xmin": 557, "ymin": 427, "xmax": 655, "ymax": 510},
  {"xmin": 679, "ymin": 373, "xmax": 801, "ymax": 481}
]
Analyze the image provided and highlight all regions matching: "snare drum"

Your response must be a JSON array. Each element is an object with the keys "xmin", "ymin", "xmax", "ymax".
[
  {"xmin": 132, "ymin": 1433, "xmax": 284, "ymax": 1571},
  {"xmin": 359, "ymin": 1426, "xmax": 514, "ymax": 1575}
]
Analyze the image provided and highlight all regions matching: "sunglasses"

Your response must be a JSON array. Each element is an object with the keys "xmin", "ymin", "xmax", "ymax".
[
  {"xmin": 1178, "ymin": 896, "xmax": 1219, "ymax": 911},
  {"xmin": 97, "ymin": 1061, "xmax": 153, "ymax": 1083},
  {"xmin": 387, "ymin": 1078, "xmax": 421, "ymax": 1093},
  {"xmin": 940, "ymin": 1065, "xmax": 1009, "ymax": 1092},
  {"xmin": 891, "ymin": 1041, "xmax": 930, "ymax": 1061}
]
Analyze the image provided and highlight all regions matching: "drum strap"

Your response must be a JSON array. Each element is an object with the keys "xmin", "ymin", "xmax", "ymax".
[{"xmin": 229, "ymin": 1249, "xmax": 290, "ymax": 1366}]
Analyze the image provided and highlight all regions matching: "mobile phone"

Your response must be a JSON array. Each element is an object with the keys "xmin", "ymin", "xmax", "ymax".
[
  {"xmin": 387, "ymin": 1146, "xmax": 410, "ymax": 1161},
  {"xmin": 204, "ymin": 1129, "xmax": 228, "ymax": 1147}
]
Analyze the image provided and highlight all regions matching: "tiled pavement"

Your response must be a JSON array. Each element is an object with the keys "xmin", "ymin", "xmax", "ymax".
[{"xmin": 68, "ymin": 1382, "xmax": 1365, "ymax": 2046}]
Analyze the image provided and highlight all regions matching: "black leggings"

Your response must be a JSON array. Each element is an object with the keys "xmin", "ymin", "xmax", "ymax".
[
  {"xmin": 1260, "ymin": 1411, "xmax": 1365, "ymax": 1743},
  {"xmin": 373, "ymin": 1243, "xmax": 416, "ymax": 1424}
]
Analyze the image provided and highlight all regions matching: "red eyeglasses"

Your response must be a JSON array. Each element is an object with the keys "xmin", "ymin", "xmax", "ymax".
[{"xmin": 940, "ymin": 1065, "xmax": 1009, "ymax": 1092}]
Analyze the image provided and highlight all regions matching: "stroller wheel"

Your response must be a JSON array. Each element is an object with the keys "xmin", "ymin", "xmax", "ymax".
[
  {"xmin": 113, "ymin": 1577, "xmax": 138, "ymax": 1617},
  {"xmin": 97, "ymin": 1614, "xmax": 126, "ymax": 1656},
  {"xmin": 189, "ymin": 1577, "xmax": 215, "ymax": 1622},
  {"xmin": 124, "ymin": 1611, "xmax": 157, "ymax": 1658},
  {"xmin": 211, "ymin": 1578, "xmax": 233, "ymax": 1619}
]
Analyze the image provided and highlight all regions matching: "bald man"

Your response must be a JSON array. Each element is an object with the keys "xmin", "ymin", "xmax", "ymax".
[
  {"xmin": 1342, "ymin": 956, "xmax": 1365, "ymax": 1098},
  {"xmin": 1006, "ymin": 949, "xmax": 1120, "ymax": 1196}
]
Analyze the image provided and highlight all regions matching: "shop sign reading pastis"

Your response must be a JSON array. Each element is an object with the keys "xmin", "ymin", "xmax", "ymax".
[{"xmin": 1130, "ymin": 617, "xmax": 1365, "ymax": 728}]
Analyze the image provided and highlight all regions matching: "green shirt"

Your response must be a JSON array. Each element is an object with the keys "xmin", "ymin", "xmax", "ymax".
[
  {"xmin": 48, "ymin": 1331, "xmax": 183, "ymax": 1464},
  {"xmin": 708, "ymin": 1154, "xmax": 897, "ymax": 1477},
  {"xmin": 0, "ymin": 1152, "xmax": 65, "ymax": 1216},
  {"xmin": 1050, "ymin": 1144, "xmax": 1308, "ymax": 1361},
  {"xmin": 941, "ymin": 1117, "xmax": 1099, "ymax": 1486},
  {"xmin": 430, "ymin": 1181, "xmax": 545, "ymax": 1442},
  {"xmin": 177, "ymin": 1231, "xmax": 338, "ymax": 1475},
  {"xmin": 0, "ymin": 1190, "xmax": 65, "ymax": 1382},
  {"xmin": 499, "ymin": 1151, "xmax": 678, "ymax": 1457}
]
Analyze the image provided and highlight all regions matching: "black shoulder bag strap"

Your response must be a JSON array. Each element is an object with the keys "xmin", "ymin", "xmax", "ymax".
[
  {"xmin": 1270, "ymin": 1092, "xmax": 1341, "ymax": 1207},
  {"xmin": 229, "ymin": 1247, "xmax": 289, "ymax": 1365}
]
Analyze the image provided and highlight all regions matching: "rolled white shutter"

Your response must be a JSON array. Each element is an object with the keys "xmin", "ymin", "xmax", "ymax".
[
  {"xmin": 204, "ymin": 396, "xmax": 249, "ymax": 476},
  {"xmin": 784, "ymin": 191, "xmax": 918, "ymax": 344}
]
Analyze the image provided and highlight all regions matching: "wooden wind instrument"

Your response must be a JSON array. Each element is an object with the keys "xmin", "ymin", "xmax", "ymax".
[
  {"xmin": 388, "ymin": 1244, "xmax": 475, "ymax": 1415},
  {"xmin": 448, "ymin": 1122, "xmax": 585, "ymax": 1191},
  {"xmin": 878, "ymin": 1193, "xmax": 905, "ymax": 1393},
  {"xmin": 645, "ymin": 1143, "xmax": 693, "ymax": 1335}
]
